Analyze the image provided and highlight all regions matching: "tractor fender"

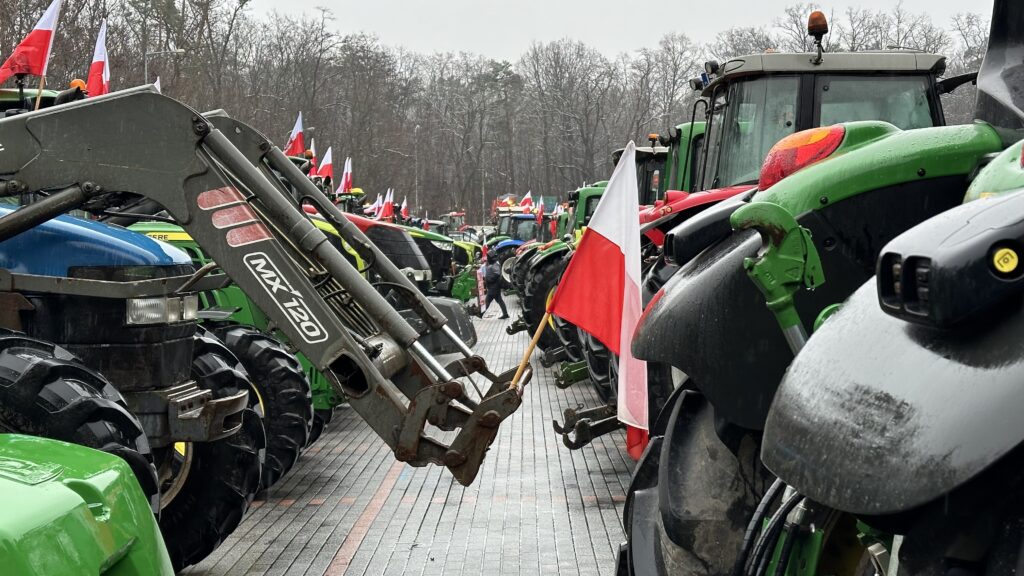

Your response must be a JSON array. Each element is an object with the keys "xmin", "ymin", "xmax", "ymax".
[
  {"xmin": 494, "ymin": 239, "xmax": 524, "ymax": 253},
  {"xmin": 764, "ymin": 280, "xmax": 1024, "ymax": 516},
  {"xmin": 530, "ymin": 243, "xmax": 571, "ymax": 272},
  {"xmin": 634, "ymin": 174, "xmax": 971, "ymax": 430}
]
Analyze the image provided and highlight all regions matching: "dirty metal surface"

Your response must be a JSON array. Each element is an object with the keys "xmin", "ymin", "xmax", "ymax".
[{"xmin": 183, "ymin": 295, "xmax": 634, "ymax": 576}]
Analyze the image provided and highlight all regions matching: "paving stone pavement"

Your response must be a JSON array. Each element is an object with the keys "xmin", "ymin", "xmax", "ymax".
[{"xmin": 184, "ymin": 295, "xmax": 634, "ymax": 576}]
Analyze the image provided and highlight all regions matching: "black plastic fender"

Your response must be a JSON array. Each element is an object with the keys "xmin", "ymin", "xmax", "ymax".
[
  {"xmin": 633, "ymin": 177, "xmax": 967, "ymax": 430},
  {"xmin": 763, "ymin": 280, "xmax": 1024, "ymax": 515}
]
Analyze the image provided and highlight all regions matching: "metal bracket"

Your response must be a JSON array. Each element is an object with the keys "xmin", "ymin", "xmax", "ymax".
[
  {"xmin": 505, "ymin": 316, "xmax": 529, "ymax": 335},
  {"xmin": 554, "ymin": 360, "xmax": 589, "ymax": 389},
  {"xmin": 540, "ymin": 346, "xmax": 567, "ymax": 368}
]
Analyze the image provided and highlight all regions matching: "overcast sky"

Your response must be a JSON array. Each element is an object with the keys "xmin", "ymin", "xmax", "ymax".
[{"xmin": 247, "ymin": 0, "xmax": 987, "ymax": 61}]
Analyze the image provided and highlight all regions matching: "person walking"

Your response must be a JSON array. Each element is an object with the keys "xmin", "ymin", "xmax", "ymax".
[{"xmin": 482, "ymin": 256, "xmax": 509, "ymax": 319}]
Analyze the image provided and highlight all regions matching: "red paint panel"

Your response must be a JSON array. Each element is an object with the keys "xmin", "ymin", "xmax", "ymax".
[
  {"xmin": 225, "ymin": 223, "xmax": 271, "ymax": 247},
  {"xmin": 211, "ymin": 204, "xmax": 258, "ymax": 229},
  {"xmin": 197, "ymin": 187, "xmax": 244, "ymax": 210}
]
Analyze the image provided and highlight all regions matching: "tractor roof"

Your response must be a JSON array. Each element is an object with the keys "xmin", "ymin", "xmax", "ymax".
[{"xmin": 702, "ymin": 51, "xmax": 946, "ymax": 97}]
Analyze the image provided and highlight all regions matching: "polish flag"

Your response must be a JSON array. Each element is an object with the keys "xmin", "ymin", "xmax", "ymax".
[
  {"xmin": 86, "ymin": 18, "xmax": 109, "ymax": 96},
  {"xmin": 283, "ymin": 112, "xmax": 304, "ymax": 156},
  {"xmin": 337, "ymin": 157, "xmax": 354, "ymax": 194},
  {"xmin": 401, "ymin": 196, "xmax": 410, "ymax": 219},
  {"xmin": 519, "ymin": 191, "xmax": 533, "ymax": 210},
  {"xmin": 536, "ymin": 195, "xmax": 545, "ymax": 224},
  {"xmin": 316, "ymin": 146, "xmax": 333, "ymax": 180},
  {"xmin": 423, "ymin": 211, "xmax": 430, "ymax": 231},
  {"xmin": 365, "ymin": 194, "xmax": 381, "ymax": 216},
  {"xmin": 0, "ymin": 0, "xmax": 63, "ymax": 85},
  {"xmin": 548, "ymin": 142, "xmax": 648, "ymax": 448},
  {"xmin": 380, "ymin": 188, "xmax": 395, "ymax": 220},
  {"xmin": 309, "ymin": 138, "xmax": 318, "ymax": 173}
]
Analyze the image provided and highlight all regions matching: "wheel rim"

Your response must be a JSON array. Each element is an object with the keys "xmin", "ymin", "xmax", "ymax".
[{"xmin": 160, "ymin": 442, "xmax": 194, "ymax": 509}]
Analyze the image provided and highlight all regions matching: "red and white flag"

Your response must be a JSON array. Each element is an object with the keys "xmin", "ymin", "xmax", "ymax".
[
  {"xmin": 536, "ymin": 195, "xmax": 545, "ymax": 224},
  {"xmin": 308, "ymin": 138, "xmax": 318, "ymax": 173},
  {"xmin": 0, "ymin": 0, "xmax": 63, "ymax": 85},
  {"xmin": 519, "ymin": 191, "xmax": 533, "ymax": 209},
  {"xmin": 423, "ymin": 210, "xmax": 430, "ymax": 231},
  {"xmin": 337, "ymin": 157, "xmax": 354, "ymax": 194},
  {"xmin": 548, "ymin": 142, "xmax": 647, "ymax": 436},
  {"xmin": 86, "ymin": 18, "xmax": 109, "ymax": 96},
  {"xmin": 401, "ymin": 196, "xmax": 410, "ymax": 219},
  {"xmin": 379, "ymin": 188, "xmax": 395, "ymax": 220},
  {"xmin": 283, "ymin": 112, "xmax": 304, "ymax": 156},
  {"xmin": 365, "ymin": 194, "xmax": 381, "ymax": 216},
  {"xmin": 316, "ymin": 146, "xmax": 333, "ymax": 180}
]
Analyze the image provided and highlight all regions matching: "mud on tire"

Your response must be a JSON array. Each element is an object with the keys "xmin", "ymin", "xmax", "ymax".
[
  {"xmin": 0, "ymin": 329, "xmax": 160, "ymax": 511},
  {"xmin": 158, "ymin": 328, "xmax": 263, "ymax": 572},
  {"xmin": 213, "ymin": 324, "xmax": 313, "ymax": 488}
]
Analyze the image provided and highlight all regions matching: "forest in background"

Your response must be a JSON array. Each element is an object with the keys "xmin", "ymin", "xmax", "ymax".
[{"xmin": 0, "ymin": 0, "xmax": 991, "ymax": 219}]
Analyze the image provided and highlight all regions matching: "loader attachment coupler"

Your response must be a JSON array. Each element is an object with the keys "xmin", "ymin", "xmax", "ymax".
[{"xmin": 0, "ymin": 87, "xmax": 530, "ymax": 485}]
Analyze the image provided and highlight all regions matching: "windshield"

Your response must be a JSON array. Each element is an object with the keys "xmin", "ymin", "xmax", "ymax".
[
  {"xmin": 704, "ymin": 75, "xmax": 800, "ymax": 189},
  {"xmin": 637, "ymin": 155, "xmax": 666, "ymax": 205},
  {"xmin": 582, "ymin": 195, "xmax": 601, "ymax": 228},
  {"xmin": 817, "ymin": 75, "xmax": 934, "ymax": 129},
  {"xmin": 497, "ymin": 216, "xmax": 513, "ymax": 236},
  {"xmin": 512, "ymin": 219, "xmax": 538, "ymax": 241}
]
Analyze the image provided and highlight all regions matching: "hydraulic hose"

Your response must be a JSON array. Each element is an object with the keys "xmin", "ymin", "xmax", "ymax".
[
  {"xmin": 732, "ymin": 478, "xmax": 786, "ymax": 576},
  {"xmin": 746, "ymin": 491, "xmax": 804, "ymax": 576}
]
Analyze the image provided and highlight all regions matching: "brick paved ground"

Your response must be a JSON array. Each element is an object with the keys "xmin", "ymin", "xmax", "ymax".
[{"xmin": 184, "ymin": 296, "xmax": 634, "ymax": 576}]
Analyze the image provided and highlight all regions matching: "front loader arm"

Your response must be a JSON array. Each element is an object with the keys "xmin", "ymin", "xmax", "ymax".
[{"xmin": 0, "ymin": 87, "xmax": 528, "ymax": 485}]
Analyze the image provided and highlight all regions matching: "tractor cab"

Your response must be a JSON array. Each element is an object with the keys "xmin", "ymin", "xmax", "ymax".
[
  {"xmin": 697, "ymin": 51, "xmax": 947, "ymax": 192},
  {"xmin": 614, "ymin": 144, "xmax": 669, "ymax": 206}
]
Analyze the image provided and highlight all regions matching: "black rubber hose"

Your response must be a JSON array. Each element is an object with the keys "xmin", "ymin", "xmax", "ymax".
[
  {"xmin": 769, "ymin": 519, "xmax": 801, "ymax": 576},
  {"xmin": 732, "ymin": 478, "xmax": 786, "ymax": 576},
  {"xmin": 747, "ymin": 491, "xmax": 804, "ymax": 576}
]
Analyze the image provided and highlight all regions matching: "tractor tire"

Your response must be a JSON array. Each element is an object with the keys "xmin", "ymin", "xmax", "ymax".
[
  {"xmin": 159, "ymin": 328, "xmax": 263, "ymax": 572},
  {"xmin": 522, "ymin": 256, "xmax": 565, "ymax": 351},
  {"xmin": 308, "ymin": 407, "xmax": 335, "ymax": 446},
  {"xmin": 0, "ymin": 330, "xmax": 159, "ymax": 512},
  {"xmin": 582, "ymin": 329, "xmax": 615, "ymax": 403},
  {"xmin": 512, "ymin": 250, "xmax": 535, "ymax": 293},
  {"xmin": 212, "ymin": 324, "xmax": 313, "ymax": 489}
]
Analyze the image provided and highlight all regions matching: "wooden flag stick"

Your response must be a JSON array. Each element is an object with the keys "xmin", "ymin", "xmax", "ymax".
[
  {"xmin": 510, "ymin": 311, "xmax": 550, "ymax": 390},
  {"xmin": 33, "ymin": 76, "xmax": 45, "ymax": 110}
]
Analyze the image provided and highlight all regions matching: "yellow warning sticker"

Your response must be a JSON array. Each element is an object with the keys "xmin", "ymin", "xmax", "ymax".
[{"xmin": 993, "ymin": 247, "xmax": 1019, "ymax": 274}]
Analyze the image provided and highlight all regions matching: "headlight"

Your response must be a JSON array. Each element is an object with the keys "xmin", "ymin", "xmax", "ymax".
[
  {"xmin": 430, "ymin": 240, "xmax": 453, "ymax": 251},
  {"xmin": 126, "ymin": 295, "xmax": 199, "ymax": 325}
]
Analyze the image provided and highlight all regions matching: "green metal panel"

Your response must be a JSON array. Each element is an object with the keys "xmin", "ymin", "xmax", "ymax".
[
  {"xmin": 964, "ymin": 138, "xmax": 1024, "ymax": 202},
  {"xmin": 0, "ymin": 434, "xmax": 173, "ymax": 575},
  {"xmin": 756, "ymin": 121, "xmax": 1004, "ymax": 215}
]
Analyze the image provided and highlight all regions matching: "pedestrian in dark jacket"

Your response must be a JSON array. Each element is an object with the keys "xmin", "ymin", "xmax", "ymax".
[{"xmin": 483, "ymin": 257, "xmax": 509, "ymax": 319}]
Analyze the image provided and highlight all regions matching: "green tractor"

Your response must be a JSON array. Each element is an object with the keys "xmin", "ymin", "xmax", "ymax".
[
  {"xmin": 621, "ymin": 5, "xmax": 1007, "ymax": 574},
  {"xmin": 0, "ymin": 434, "xmax": 175, "ymax": 574},
  {"xmin": 0, "ymin": 90, "xmax": 528, "ymax": 571},
  {"xmin": 398, "ymin": 223, "xmax": 483, "ymax": 302}
]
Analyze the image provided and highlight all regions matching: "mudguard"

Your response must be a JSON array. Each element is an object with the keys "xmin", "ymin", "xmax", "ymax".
[
  {"xmin": 762, "ymin": 280, "xmax": 1024, "ymax": 515},
  {"xmin": 494, "ymin": 238, "xmax": 524, "ymax": 253},
  {"xmin": 634, "ymin": 125, "xmax": 1000, "ymax": 429}
]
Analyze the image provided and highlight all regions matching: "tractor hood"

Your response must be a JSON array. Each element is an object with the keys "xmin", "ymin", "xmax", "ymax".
[
  {"xmin": 0, "ymin": 205, "xmax": 191, "ymax": 277},
  {"xmin": 762, "ymin": 280, "xmax": 1024, "ymax": 515}
]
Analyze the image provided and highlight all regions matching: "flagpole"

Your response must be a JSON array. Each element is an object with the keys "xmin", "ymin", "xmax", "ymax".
[
  {"xmin": 510, "ymin": 311, "xmax": 550, "ymax": 390},
  {"xmin": 33, "ymin": 76, "xmax": 45, "ymax": 110}
]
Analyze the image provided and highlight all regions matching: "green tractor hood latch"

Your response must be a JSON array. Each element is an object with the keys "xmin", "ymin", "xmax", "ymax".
[{"xmin": 731, "ymin": 202, "xmax": 825, "ymax": 353}]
